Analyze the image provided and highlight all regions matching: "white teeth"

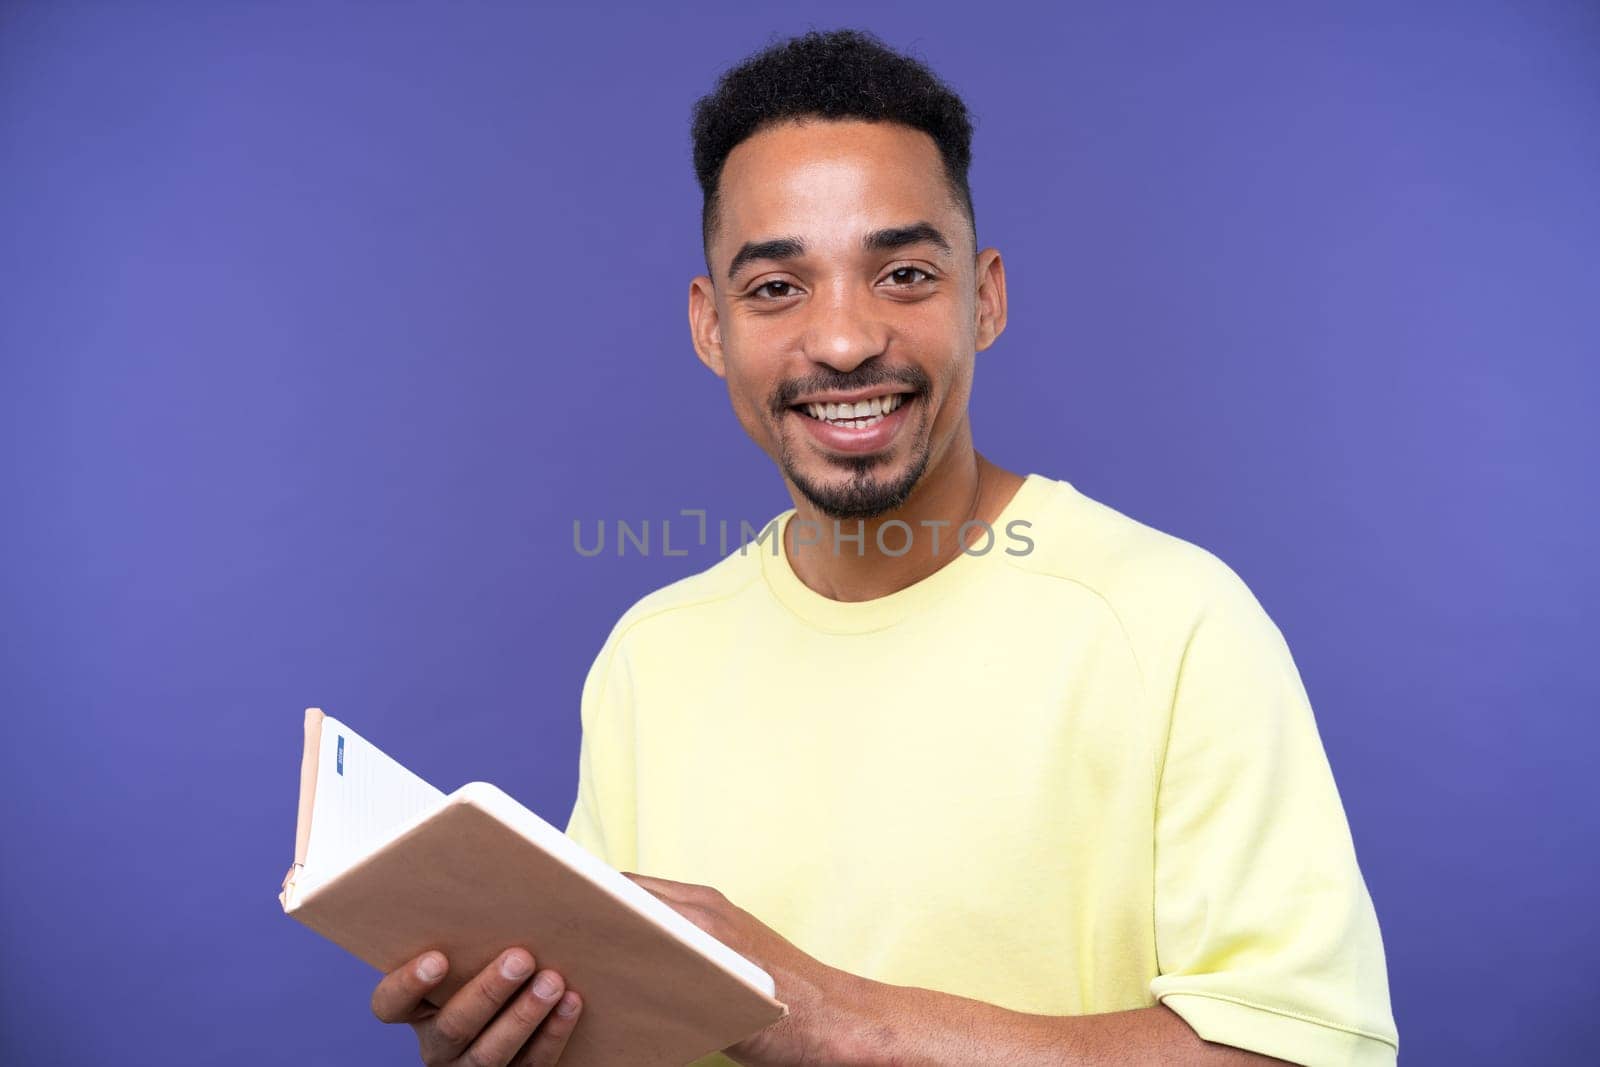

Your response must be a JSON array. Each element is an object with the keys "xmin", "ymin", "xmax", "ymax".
[{"xmin": 798, "ymin": 393, "xmax": 907, "ymax": 426}]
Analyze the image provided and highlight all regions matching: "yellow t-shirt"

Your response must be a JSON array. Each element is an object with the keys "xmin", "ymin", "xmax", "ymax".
[{"xmin": 564, "ymin": 473, "xmax": 1399, "ymax": 1066}]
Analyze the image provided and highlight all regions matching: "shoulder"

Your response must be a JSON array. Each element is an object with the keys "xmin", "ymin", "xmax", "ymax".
[
  {"xmin": 588, "ymin": 540, "xmax": 768, "ymax": 669},
  {"xmin": 1006, "ymin": 475, "xmax": 1275, "ymax": 645}
]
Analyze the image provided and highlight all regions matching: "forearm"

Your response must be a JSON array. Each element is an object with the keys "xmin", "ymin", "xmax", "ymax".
[{"xmin": 836, "ymin": 976, "xmax": 1291, "ymax": 1067}]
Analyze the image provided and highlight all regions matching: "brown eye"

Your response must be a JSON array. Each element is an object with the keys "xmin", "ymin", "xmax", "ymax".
[
  {"xmin": 887, "ymin": 267, "xmax": 932, "ymax": 285},
  {"xmin": 756, "ymin": 280, "xmax": 795, "ymax": 298}
]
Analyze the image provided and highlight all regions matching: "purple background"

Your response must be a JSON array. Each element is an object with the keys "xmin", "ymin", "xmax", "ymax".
[{"xmin": 2, "ymin": 3, "xmax": 1595, "ymax": 1064}]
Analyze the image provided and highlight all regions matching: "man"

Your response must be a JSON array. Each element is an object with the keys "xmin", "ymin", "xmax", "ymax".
[{"xmin": 370, "ymin": 29, "xmax": 1399, "ymax": 1067}]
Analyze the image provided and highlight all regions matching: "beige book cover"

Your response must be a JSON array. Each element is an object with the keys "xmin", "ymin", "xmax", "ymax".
[{"xmin": 279, "ymin": 708, "xmax": 787, "ymax": 1066}]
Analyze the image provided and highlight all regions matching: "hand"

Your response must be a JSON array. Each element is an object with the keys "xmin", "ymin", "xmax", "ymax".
[
  {"xmin": 622, "ymin": 873, "xmax": 876, "ymax": 1067},
  {"xmin": 370, "ymin": 947, "xmax": 584, "ymax": 1066}
]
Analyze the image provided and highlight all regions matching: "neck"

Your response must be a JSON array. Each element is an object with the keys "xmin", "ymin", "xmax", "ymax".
[{"xmin": 783, "ymin": 436, "xmax": 1025, "ymax": 603}]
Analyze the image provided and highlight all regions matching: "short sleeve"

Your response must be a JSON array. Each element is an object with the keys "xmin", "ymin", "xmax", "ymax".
[
  {"xmin": 1148, "ymin": 568, "xmax": 1400, "ymax": 1066},
  {"xmin": 562, "ymin": 633, "xmax": 639, "ymax": 872}
]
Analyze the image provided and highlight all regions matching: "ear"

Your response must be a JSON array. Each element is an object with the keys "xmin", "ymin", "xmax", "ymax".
[
  {"xmin": 688, "ymin": 275, "xmax": 727, "ymax": 378},
  {"xmin": 973, "ymin": 248, "xmax": 1008, "ymax": 352}
]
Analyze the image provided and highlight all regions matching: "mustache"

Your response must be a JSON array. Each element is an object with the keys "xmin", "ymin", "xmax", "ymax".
[{"xmin": 770, "ymin": 364, "xmax": 932, "ymax": 416}]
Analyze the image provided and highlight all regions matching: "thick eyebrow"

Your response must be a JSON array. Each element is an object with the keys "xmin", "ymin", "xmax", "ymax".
[
  {"xmin": 727, "ymin": 236, "xmax": 806, "ymax": 283},
  {"xmin": 863, "ymin": 222, "xmax": 952, "ymax": 256},
  {"xmin": 725, "ymin": 222, "xmax": 954, "ymax": 283}
]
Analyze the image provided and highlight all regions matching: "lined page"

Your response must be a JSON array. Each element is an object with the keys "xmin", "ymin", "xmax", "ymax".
[{"xmin": 303, "ymin": 715, "xmax": 445, "ymax": 879}]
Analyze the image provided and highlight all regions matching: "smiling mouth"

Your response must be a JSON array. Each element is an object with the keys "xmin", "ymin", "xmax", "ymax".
[{"xmin": 790, "ymin": 392, "xmax": 910, "ymax": 430}]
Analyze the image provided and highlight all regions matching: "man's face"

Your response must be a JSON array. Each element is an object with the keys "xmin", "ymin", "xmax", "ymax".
[{"xmin": 689, "ymin": 119, "xmax": 1003, "ymax": 519}]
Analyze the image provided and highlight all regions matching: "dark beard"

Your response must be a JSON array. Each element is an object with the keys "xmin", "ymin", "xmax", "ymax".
[
  {"xmin": 779, "ymin": 415, "xmax": 932, "ymax": 519},
  {"xmin": 785, "ymin": 445, "xmax": 932, "ymax": 519},
  {"xmin": 768, "ymin": 363, "xmax": 936, "ymax": 520}
]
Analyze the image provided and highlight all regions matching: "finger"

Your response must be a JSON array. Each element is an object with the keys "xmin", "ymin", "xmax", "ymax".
[
  {"xmin": 631, "ymin": 873, "xmax": 725, "ymax": 906},
  {"xmin": 625, "ymin": 882, "xmax": 703, "ymax": 925},
  {"xmin": 423, "ymin": 948, "xmax": 536, "ymax": 1063},
  {"xmin": 464, "ymin": 968, "xmax": 565, "ymax": 1067},
  {"xmin": 371, "ymin": 950, "xmax": 449, "ymax": 1024},
  {"xmin": 513, "ymin": 990, "xmax": 583, "ymax": 1067},
  {"xmin": 621, "ymin": 872, "xmax": 701, "ymax": 901}
]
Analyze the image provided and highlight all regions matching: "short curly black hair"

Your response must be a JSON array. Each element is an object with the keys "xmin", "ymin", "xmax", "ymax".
[{"xmin": 690, "ymin": 29, "xmax": 976, "ymax": 260}]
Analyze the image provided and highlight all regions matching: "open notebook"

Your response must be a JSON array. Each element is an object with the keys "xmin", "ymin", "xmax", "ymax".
[{"xmin": 279, "ymin": 708, "xmax": 786, "ymax": 1066}]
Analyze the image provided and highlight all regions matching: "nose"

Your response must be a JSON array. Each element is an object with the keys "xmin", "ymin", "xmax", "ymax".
[{"xmin": 801, "ymin": 278, "xmax": 888, "ymax": 374}]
